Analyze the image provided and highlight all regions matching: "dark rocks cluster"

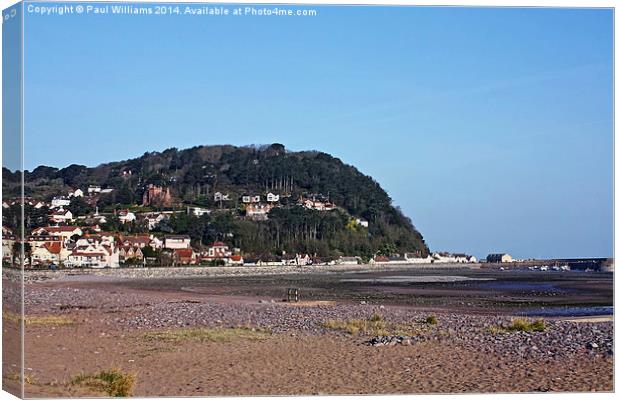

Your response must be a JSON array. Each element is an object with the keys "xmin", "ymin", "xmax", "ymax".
[{"xmin": 366, "ymin": 335, "xmax": 423, "ymax": 347}]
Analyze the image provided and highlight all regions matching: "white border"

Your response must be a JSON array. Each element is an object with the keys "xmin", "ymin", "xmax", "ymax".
[{"xmin": 0, "ymin": 1, "xmax": 616, "ymax": 400}]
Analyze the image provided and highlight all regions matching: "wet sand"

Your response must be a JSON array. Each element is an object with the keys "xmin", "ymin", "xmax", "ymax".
[{"xmin": 81, "ymin": 266, "xmax": 613, "ymax": 315}]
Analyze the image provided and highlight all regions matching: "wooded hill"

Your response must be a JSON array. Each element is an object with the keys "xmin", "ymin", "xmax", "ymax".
[{"xmin": 3, "ymin": 144, "xmax": 429, "ymax": 259}]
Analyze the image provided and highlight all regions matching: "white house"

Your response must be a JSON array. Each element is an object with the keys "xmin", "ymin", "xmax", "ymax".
[
  {"xmin": 88, "ymin": 186, "xmax": 102, "ymax": 194},
  {"xmin": 355, "ymin": 218, "xmax": 369, "ymax": 228},
  {"xmin": 202, "ymin": 241, "xmax": 232, "ymax": 260},
  {"xmin": 266, "ymin": 193, "xmax": 280, "ymax": 202},
  {"xmin": 119, "ymin": 235, "xmax": 151, "ymax": 249},
  {"xmin": 2, "ymin": 235, "xmax": 15, "ymax": 263},
  {"xmin": 68, "ymin": 188, "xmax": 84, "ymax": 198},
  {"xmin": 118, "ymin": 210, "xmax": 137, "ymax": 224},
  {"xmin": 453, "ymin": 253, "xmax": 477, "ymax": 263},
  {"xmin": 75, "ymin": 234, "xmax": 116, "ymax": 249},
  {"xmin": 49, "ymin": 209, "xmax": 74, "ymax": 224},
  {"xmin": 30, "ymin": 241, "xmax": 63, "ymax": 266},
  {"xmin": 432, "ymin": 252, "xmax": 456, "ymax": 263},
  {"xmin": 51, "ymin": 197, "xmax": 71, "ymax": 208},
  {"xmin": 337, "ymin": 256, "xmax": 361, "ymax": 265},
  {"xmin": 213, "ymin": 192, "xmax": 231, "ymax": 202},
  {"xmin": 292, "ymin": 253, "xmax": 311, "ymax": 266},
  {"xmin": 241, "ymin": 195, "xmax": 262, "ymax": 203},
  {"xmin": 28, "ymin": 237, "xmax": 72, "ymax": 266},
  {"xmin": 246, "ymin": 204, "xmax": 273, "ymax": 220},
  {"xmin": 404, "ymin": 253, "xmax": 434, "ymax": 264},
  {"xmin": 432, "ymin": 252, "xmax": 477, "ymax": 263},
  {"xmin": 188, "ymin": 207, "xmax": 210, "ymax": 217},
  {"xmin": 149, "ymin": 236, "xmax": 164, "ymax": 249},
  {"xmin": 144, "ymin": 212, "xmax": 170, "ymax": 230},
  {"xmin": 66, "ymin": 243, "xmax": 119, "ymax": 268},
  {"xmin": 301, "ymin": 199, "xmax": 336, "ymax": 211},
  {"xmin": 164, "ymin": 235, "xmax": 191, "ymax": 250}
]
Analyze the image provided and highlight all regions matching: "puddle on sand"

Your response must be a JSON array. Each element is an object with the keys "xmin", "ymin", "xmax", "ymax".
[
  {"xmin": 477, "ymin": 281, "xmax": 567, "ymax": 292},
  {"xmin": 519, "ymin": 306, "xmax": 613, "ymax": 317}
]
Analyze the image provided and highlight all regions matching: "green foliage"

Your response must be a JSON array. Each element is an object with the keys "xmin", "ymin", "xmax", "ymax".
[
  {"xmin": 67, "ymin": 197, "xmax": 93, "ymax": 216},
  {"xmin": 425, "ymin": 315, "xmax": 438, "ymax": 325},
  {"xmin": 100, "ymin": 216, "xmax": 122, "ymax": 232},
  {"xmin": 141, "ymin": 245, "xmax": 158, "ymax": 258},
  {"xmin": 377, "ymin": 243, "xmax": 398, "ymax": 257},
  {"xmin": 115, "ymin": 183, "xmax": 136, "ymax": 205}
]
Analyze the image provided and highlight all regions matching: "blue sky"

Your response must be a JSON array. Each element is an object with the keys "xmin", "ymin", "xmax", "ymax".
[
  {"xmin": 20, "ymin": 3, "xmax": 613, "ymax": 259},
  {"xmin": 2, "ymin": 2, "xmax": 22, "ymax": 172}
]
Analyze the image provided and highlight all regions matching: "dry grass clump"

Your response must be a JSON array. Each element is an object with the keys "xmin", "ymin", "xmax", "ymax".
[
  {"xmin": 4, "ymin": 371, "xmax": 36, "ymax": 385},
  {"xmin": 2, "ymin": 311, "xmax": 74, "ymax": 326},
  {"xmin": 142, "ymin": 327, "xmax": 271, "ymax": 343},
  {"xmin": 323, "ymin": 313, "xmax": 422, "ymax": 337},
  {"xmin": 70, "ymin": 368, "xmax": 136, "ymax": 397},
  {"xmin": 489, "ymin": 318, "xmax": 546, "ymax": 334},
  {"xmin": 425, "ymin": 315, "xmax": 438, "ymax": 325}
]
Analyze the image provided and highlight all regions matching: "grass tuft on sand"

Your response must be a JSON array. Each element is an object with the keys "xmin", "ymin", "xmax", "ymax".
[
  {"xmin": 142, "ymin": 327, "xmax": 271, "ymax": 343},
  {"xmin": 489, "ymin": 318, "xmax": 546, "ymax": 334},
  {"xmin": 70, "ymin": 368, "xmax": 136, "ymax": 397},
  {"xmin": 2, "ymin": 311, "xmax": 74, "ymax": 326},
  {"xmin": 26, "ymin": 315, "xmax": 75, "ymax": 326},
  {"xmin": 323, "ymin": 313, "xmax": 423, "ymax": 337},
  {"xmin": 425, "ymin": 315, "xmax": 438, "ymax": 325},
  {"xmin": 4, "ymin": 371, "xmax": 36, "ymax": 385}
]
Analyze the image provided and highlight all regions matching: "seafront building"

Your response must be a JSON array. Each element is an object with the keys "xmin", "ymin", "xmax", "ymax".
[{"xmin": 486, "ymin": 253, "xmax": 514, "ymax": 263}]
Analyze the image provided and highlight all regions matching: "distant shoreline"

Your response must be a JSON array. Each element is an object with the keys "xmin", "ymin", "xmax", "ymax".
[{"xmin": 4, "ymin": 262, "xmax": 481, "ymax": 283}]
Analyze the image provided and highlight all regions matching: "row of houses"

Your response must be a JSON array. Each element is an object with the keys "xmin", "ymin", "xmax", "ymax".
[
  {"xmin": 46, "ymin": 205, "xmax": 174, "ymax": 231},
  {"xmin": 2, "ymin": 224, "xmax": 248, "ymax": 268}
]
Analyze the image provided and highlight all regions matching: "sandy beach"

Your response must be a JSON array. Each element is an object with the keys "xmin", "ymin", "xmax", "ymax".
[{"xmin": 2, "ymin": 265, "xmax": 614, "ymax": 397}]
